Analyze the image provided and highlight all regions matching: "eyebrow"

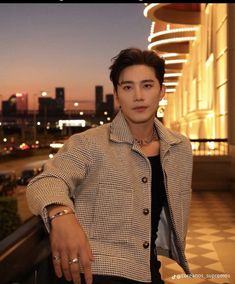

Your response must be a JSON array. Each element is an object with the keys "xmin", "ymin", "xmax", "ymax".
[{"xmin": 119, "ymin": 79, "xmax": 155, "ymax": 85}]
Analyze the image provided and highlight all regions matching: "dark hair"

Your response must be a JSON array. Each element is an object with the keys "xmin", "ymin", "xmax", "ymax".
[{"xmin": 109, "ymin": 47, "xmax": 165, "ymax": 91}]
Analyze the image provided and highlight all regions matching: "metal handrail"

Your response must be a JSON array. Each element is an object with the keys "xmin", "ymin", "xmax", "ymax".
[
  {"xmin": 190, "ymin": 138, "xmax": 228, "ymax": 156},
  {"xmin": 0, "ymin": 216, "xmax": 53, "ymax": 284}
]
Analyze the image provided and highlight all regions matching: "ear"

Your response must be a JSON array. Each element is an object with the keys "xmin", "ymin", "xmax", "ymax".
[{"xmin": 160, "ymin": 84, "xmax": 166, "ymax": 100}]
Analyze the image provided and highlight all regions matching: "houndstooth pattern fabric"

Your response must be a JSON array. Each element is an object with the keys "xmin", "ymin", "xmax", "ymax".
[{"xmin": 26, "ymin": 110, "xmax": 193, "ymax": 283}]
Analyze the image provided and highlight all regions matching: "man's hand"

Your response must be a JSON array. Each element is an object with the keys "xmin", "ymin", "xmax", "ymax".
[{"xmin": 48, "ymin": 206, "xmax": 94, "ymax": 284}]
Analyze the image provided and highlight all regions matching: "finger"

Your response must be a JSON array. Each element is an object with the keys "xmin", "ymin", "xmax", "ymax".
[
  {"xmin": 83, "ymin": 261, "xmax": 93, "ymax": 284},
  {"xmin": 52, "ymin": 253, "xmax": 62, "ymax": 278},
  {"xmin": 69, "ymin": 258, "xmax": 81, "ymax": 284},
  {"xmin": 60, "ymin": 252, "xmax": 72, "ymax": 282},
  {"xmin": 80, "ymin": 252, "xmax": 93, "ymax": 284}
]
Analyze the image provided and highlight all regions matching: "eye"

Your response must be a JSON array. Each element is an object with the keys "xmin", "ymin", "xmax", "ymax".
[
  {"xmin": 143, "ymin": 83, "xmax": 153, "ymax": 89},
  {"xmin": 122, "ymin": 85, "xmax": 132, "ymax": 91}
]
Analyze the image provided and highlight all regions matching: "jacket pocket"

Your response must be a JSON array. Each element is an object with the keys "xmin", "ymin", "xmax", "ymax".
[{"xmin": 90, "ymin": 182, "xmax": 133, "ymax": 243}]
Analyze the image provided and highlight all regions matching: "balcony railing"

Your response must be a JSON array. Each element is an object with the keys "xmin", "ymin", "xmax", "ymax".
[
  {"xmin": 0, "ymin": 139, "xmax": 229, "ymax": 284},
  {"xmin": 0, "ymin": 216, "xmax": 57, "ymax": 284},
  {"xmin": 190, "ymin": 138, "xmax": 228, "ymax": 156}
]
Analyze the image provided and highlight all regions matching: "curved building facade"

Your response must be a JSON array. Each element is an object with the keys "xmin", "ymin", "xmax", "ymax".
[{"xmin": 144, "ymin": 3, "xmax": 235, "ymax": 191}]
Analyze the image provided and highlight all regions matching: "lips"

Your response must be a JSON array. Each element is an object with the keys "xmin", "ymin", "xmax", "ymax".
[{"xmin": 132, "ymin": 106, "xmax": 148, "ymax": 111}]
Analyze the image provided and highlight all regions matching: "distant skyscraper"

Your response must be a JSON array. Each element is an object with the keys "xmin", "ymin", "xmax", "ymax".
[
  {"xmin": 39, "ymin": 97, "xmax": 57, "ymax": 117},
  {"xmin": 16, "ymin": 92, "xmax": 28, "ymax": 114},
  {"xmin": 95, "ymin": 86, "xmax": 103, "ymax": 116},
  {"xmin": 106, "ymin": 94, "xmax": 114, "ymax": 117},
  {"xmin": 55, "ymin": 87, "xmax": 65, "ymax": 115},
  {"xmin": 2, "ymin": 94, "xmax": 16, "ymax": 117}
]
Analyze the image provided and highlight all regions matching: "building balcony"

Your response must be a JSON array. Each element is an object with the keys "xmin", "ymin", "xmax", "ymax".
[
  {"xmin": 148, "ymin": 27, "xmax": 198, "ymax": 54},
  {"xmin": 144, "ymin": 3, "xmax": 201, "ymax": 26},
  {"xmin": 144, "ymin": 4, "xmax": 201, "ymax": 100},
  {"xmin": 164, "ymin": 71, "xmax": 182, "ymax": 82}
]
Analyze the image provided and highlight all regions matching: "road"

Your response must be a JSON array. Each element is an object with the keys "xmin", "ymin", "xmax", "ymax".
[
  {"xmin": 0, "ymin": 153, "xmax": 50, "ymax": 176},
  {"xmin": 0, "ymin": 154, "xmax": 50, "ymax": 222}
]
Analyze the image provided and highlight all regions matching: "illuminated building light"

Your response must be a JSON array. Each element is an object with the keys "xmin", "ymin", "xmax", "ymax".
[
  {"xmin": 58, "ymin": 119, "xmax": 86, "ymax": 130},
  {"xmin": 148, "ymin": 27, "xmax": 199, "ymax": 41},
  {"xmin": 148, "ymin": 37, "xmax": 197, "ymax": 49},
  {"xmin": 41, "ymin": 91, "xmax": 48, "ymax": 97},
  {"xmin": 164, "ymin": 73, "xmax": 182, "ymax": 77},
  {"xmin": 107, "ymin": 117, "xmax": 111, "ymax": 121},
  {"xmin": 191, "ymin": 142, "xmax": 200, "ymax": 151},
  {"xmin": 161, "ymin": 53, "xmax": 179, "ymax": 58},
  {"xmin": 164, "ymin": 82, "xmax": 178, "ymax": 86},
  {"xmin": 143, "ymin": 3, "xmax": 158, "ymax": 18},
  {"xmin": 50, "ymin": 142, "xmax": 64, "ymax": 149},
  {"xmin": 80, "ymin": 112, "xmax": 84, "ymax": 115},
  {"xmin": 159, "ymin": 98, "xmax": 168, "ymax": 106},
  {"xmin": 208, "ymin": 141, "xmax": 215, "ymax": 150},
  {"xmin": 165, "ymin": 88, "xmax": 176, "ymax": 93},
  {"xmin": 150, "ymin": 22, "xmax": 155, "ymax": 37},
  {"xmin": 207, "ymin": 113, "xmax": 214, "ymax": 118},
  {"xmin": 165, "ymin": 59, "xmax": 187, "ymax": 64},
  {"xmin": 16, "ymin": 93, "xmax": 23, "ymax": 97},
  {"xmin": 157, "ymin": 106, "xmax": 165, "ymax": 118},
  {"xmin": 100, "ymin": 121, "xmax": 104, "ymax": 125}
]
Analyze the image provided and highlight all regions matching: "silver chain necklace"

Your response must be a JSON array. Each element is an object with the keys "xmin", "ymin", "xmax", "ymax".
[{"xmin": 134, "ymin": 129, "xmax": 158, "ymax": 146}]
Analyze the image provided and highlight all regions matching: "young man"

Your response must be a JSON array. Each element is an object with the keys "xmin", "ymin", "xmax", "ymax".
[{"xmin": 26, "ymin": 48, "xmax": 193, "ymax": 284}]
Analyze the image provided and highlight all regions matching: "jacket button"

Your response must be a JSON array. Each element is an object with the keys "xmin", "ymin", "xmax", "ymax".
[
  {"xmin": 142, "ymin": 177, "xmax": 148, "ymax": 183},
  {"xmin": 143, "ymin": 208, "xmax": 149, "ymax": 215},
  {"xmin": 143, "ymin": 241, "xmax": 149, "ymax": 249}
]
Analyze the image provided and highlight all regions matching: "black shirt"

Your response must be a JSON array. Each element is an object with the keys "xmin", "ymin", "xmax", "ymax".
[{"xmin": 148, "ymin": 155, "xmax": 166, "ymax": 283}]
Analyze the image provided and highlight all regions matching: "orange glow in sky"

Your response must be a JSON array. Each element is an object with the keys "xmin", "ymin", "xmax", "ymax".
[{"xmin": 0, "ymin": 4, "xmax": 151, "ymax": 110}]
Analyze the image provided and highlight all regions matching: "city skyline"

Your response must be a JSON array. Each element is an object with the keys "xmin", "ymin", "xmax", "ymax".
[{"xmin": 0, "ymin": 3, "xmax": 151, "ymax": 110}]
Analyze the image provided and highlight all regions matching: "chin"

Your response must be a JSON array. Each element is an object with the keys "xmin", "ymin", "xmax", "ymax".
[{"xmin": 128, "ymin": 115, "xmax": 154, "ymax": 124}]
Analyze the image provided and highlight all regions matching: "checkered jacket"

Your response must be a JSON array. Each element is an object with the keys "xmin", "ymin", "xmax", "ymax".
[{"xmin": 27, "ymin": 110, "xmax": 193, "ymax": 282}]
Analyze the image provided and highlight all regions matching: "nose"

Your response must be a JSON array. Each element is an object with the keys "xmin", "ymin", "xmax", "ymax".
[{"xmin": 134, "ymin": 86, "xmax": 144, "ymax": 101}]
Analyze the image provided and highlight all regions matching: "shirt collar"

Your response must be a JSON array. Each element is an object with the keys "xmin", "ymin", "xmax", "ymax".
[{"xmin": 110, "ymin": 110, "xmax": 182, "ymax": 146}]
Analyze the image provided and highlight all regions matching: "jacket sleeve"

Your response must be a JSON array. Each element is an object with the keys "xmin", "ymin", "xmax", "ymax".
[{"xmin": 26, "ymin": 134, "xmax": 93, "ymax": 229}]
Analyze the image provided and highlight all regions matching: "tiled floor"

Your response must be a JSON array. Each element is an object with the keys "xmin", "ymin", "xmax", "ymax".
[{"xmin": 159, "ymin": 191, "xmax": 235, "ymax": 284}]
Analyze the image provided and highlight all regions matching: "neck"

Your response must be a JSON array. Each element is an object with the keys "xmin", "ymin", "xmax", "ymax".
[
  {"xmin": 133, "ymin": 125, "xmax": 154, "ymax": 141},
  {"xmin": 126, "ymin": 118, "xmax": 156, "ymax": 142}
]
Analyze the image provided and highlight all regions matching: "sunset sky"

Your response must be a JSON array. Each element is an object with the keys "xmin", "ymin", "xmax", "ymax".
[{"xmin": 0, "ymin": 3, "xmax": 151, "ymax": 110}]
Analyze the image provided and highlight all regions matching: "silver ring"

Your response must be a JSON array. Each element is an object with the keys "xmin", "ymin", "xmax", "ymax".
[
  {"xmin": 68, "ymin": 257, "xmax": 79, "ymax": 265},
  {"xmin": 53, "ymin": 255, "xmax": 61, "ymax": 262}
]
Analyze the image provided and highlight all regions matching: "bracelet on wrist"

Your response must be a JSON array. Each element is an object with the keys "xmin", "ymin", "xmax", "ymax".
[{"xmin": 49, "ymin": 209, "xmax": 74, "ymax": 224}]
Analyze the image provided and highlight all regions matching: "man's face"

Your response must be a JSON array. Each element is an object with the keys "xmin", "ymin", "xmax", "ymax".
[{"xmin": 115, "ymin": 64, "xmax": 165, "ymax": 125}]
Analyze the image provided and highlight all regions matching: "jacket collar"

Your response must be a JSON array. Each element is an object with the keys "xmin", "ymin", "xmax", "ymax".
[{"xmin": 110, "ymin": 110, "xmax": 181, "ymax": 146}]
